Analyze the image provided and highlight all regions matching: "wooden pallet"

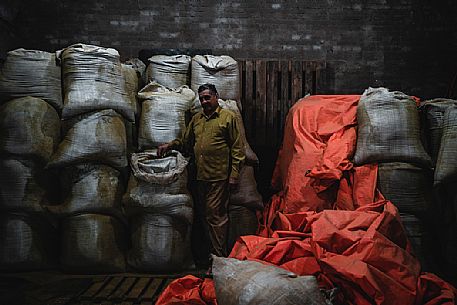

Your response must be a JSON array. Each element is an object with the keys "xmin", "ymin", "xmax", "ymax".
[
  {"xmin": 238, "ymin": 60, "xmax": 326, "ymax": 148},
  {"xmin": 0, "ymin": 272, "xmax": 201, "ymax": 305},
  {"xmin": 70, "ymin": 276, "xmax": 174, "ymax": 305}
]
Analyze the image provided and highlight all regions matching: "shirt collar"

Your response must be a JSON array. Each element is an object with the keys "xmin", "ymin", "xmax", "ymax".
[{"xmin": 201, "ymin": 106, "xmax": 222, "ymax": 119}]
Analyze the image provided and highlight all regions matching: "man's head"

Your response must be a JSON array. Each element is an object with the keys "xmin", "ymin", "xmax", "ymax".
[{"xmin": 198, "ymin": 83, "xmax": 219, "ymax": 115}]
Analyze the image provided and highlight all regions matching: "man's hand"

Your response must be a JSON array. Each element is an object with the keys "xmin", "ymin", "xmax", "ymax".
[{"xmin": 157, "ymin": 143, "xmax": 171, "ymax": 157}]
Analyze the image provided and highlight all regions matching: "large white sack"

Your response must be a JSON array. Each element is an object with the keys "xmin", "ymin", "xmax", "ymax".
[
  {"xmin": 137, "ymin": 82, "xmax": 196, "ymax": 149},
  {"xmin": 0, "ymin": 213, "xmax": 57, "ymax": 271},
  {"xmin": 420, "ymin": 99, "xmax": 457, "ymax": 165},
  {"xmin": 127, "ymin": 214, "xmax": 192, "ymax": 272},
  {"xmin": 48, "ymin": 109, "xmax": 127, "ymax": 168},
  {"xmin": 0, "ymin": 159, "xmax": 47, "ymax": 213},
  {"xmin": 123, "ymin": 150, "xmax": 193, "ymax": 223},
  {"xmin": 354, "ymin": 87, "xmax": 431, "ymax": 168},
  {"xmin": 146, "ymin": 55, "xmax": 191, "ymax": 89},
  {"xmin": 0, "ymin": 96, "xmax": 60, "ymax": 163},
  {"xmin": 212, "ymin": 256, "xmax": 330, "ymax": 305},
  {"xmin": 191, "ymin": 55, "xmax": 240, "ymax": 101},
  {"xmin": 121, "ymin": 63, "xmax": 140, "ymax": 117},
  {"xmin": 124, "ymin": 57, "xmax": 146, "ymax": 85},
  {"xmin": 435, "ymin": 106, "xmax": 457, "ymax": 185},
  {"xmin": 60, "ymin": 43, "xmax": 134, "ymax": 121},
  {"xmin": 230, "ymin": 165, "xmax": 263, "ymax": 209},
  {"xmin": 0, "ymin": 48, "xmax": 62, "ymax": 111},
  {"xmin": 59, "ymin": 213, "xmax": 127, "ymax": 273},
  {"xmin": 46, "ymin": 164, "xmax": 124, "ymax": 218}
]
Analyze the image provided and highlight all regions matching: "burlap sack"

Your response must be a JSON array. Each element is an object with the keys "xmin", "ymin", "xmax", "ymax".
[
  {"xmin": 127, "ymin": 214, "xmax": 192, "ymax": 272},
  {"xmin": 0, "ymin": 48, "xmax": 62, "ymax": 111},
  {"xmin": 0, "ymin": 213, "xmax": 56, "ymax": 271},
  {"xmin": 121, "ymin": 63, "xmax": 140, "ymax": 117},
  {"xmin": 435, "ymin": 106, "xmax": 457, "ymax": 184},
  {"xmin": 212, "ymin": 256, "xmax": 329, "ymax": 305},
  {"xmin": 47, "ymin": 164, "xmax": 124, "ymax": 218},
  {"xmin": 191, "ymin": 55, "xmax": 240, "ymax": 101},
  {"xmin": 354, "ymin": 87, "xmax": 431, "ymax": 168},
  {"xmin": 420, "ymin": 99, "xmax": 457, "ymax": 165},
  {"xmin": 137, "ymin": 82, "xmax": 196, "ymax": 148},
  {"xmin": 60, "ymin": 213, "xmax": 127, "ymax": 273},
  {"xmin": 60, "ymin": 43, "xmax": 134, "ymax": 121},
  {"xmin": 48, "ymin": 109, "xmax": 127, "ymax": 169},
  {"xmin": 0, "ymin": 159, "xmax": 47, "ymax": 213},
  {"xmin": 146, "ymin": 55, "xmax": 191, "ymax": 89},
  {"xmin": 0, "ymin": 96, "xmax": 60, "ymax": 163},
  {"xmin": 377, "ymin": 162, "xmax": 432, "ymax": 215},
  {"xmin": 124, "ymin": 150, "xmax": 192, "ymax": 222}
]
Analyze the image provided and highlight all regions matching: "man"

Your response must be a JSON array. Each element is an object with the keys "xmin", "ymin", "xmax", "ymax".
[{"xmin": 158, "ymin": 83, "xmax": 245, "ymax": 261}]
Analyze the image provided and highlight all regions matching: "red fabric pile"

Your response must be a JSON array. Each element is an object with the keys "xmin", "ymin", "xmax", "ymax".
[
  {"xmin": 156, "ymin": 95, "xmax": 457, "ymax": 305},
  {"xmin": 155, "ymin": 275, "xmax": 217, "ymax": 305}
]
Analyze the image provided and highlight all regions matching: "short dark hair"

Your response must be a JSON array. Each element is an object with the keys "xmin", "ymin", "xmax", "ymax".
[{"xmin": 198, "ymin": 83, "xmax": 218, "ymax": 96}]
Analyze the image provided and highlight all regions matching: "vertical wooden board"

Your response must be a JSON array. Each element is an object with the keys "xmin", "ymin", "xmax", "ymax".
[
  {"xmin": 304, "ymin": 62, "xmax": 314, "ymax": 95},
  {"xmin": 291, "ymin": 61, "xmax": 303, "ymax": 105},
  {"xmin": 239, "ymin": 61, "xmax": 245, "ymax": 111},
  {"xmin": 255, "ymin": 60, "xmax": 267, "ymax": 147},
  {"xmin": 266, "ymin": 61, "xmax": 274, "ymax": 147},
  {"xmin": 267, "ymin": 61, "xmax": 279, "ymax": 148},
  {"xmin": 280, "ymin": 61, "xmax": 290, "ymax": 142},
  {"xmin": 244, "ymin": 61, "xmax": 255, "ymax": 144},
  {"xmin": 315, "ymin": 65, "xmax": 325, "ymax": 93},
  {"xmin": 273, "ymin": 61, "xmax": 280, "ymax": 148}
]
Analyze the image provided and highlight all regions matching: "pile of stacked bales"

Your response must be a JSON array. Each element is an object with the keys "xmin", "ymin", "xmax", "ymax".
[{"xmin": 0, "ymin": 44, "xmax": 264, "ymax": 274}]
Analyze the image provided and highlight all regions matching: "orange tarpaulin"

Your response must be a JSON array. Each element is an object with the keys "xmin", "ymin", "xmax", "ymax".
[
  {"xmin": 271, "ymin": 95, "xmax": 360, "ymax": 213},
  {"xmin": 231, "ymin": 200, "xmax": 421, "ymax": 305},
  {"xmin": 155, "ymin": 275, "xmax": 217, "ymax": 305},
  {"xmin": 156, "ymin": 95, "xmax": 456, "ymax": 305}
]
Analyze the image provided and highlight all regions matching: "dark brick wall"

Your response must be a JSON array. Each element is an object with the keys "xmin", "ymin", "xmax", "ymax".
[
  {"xmin": 1, "ymin": 0, "xmax": 457, "ymax": 99},
  {"xmin": 0, "ymin": 0, "xmax": 21, "ymax": 62}
]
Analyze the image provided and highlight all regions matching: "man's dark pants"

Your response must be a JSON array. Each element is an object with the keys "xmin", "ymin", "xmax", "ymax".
[{"xmin": 192, "ymin": 179, "xmax": 230, "ymax": 263}]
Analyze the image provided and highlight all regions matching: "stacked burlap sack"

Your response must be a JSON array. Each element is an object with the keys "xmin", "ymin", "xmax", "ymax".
[
  {"xmin": 45, "ymin": 43, "xmax": 138, "ymax": 273},
  {"xmin": 0, "ymin": 49, "xmax": 62, "ymax": 112},
  {"xmin": 146, "ymin": 55, "xmax": 191, "ymax": 89},
  {"xmin": 122, "ymin": 78, "xmax": 196, "ymax": 273},
  {"xmin": 0, "ymin": 94, "xmax": 61, "ymax": 271},
  {"xmin": 0, "ymin": 49, "xmax": 65, "ymax": 271},
  {"xmin": 354, "ymin": 87, "xmax": 434, "ymax": 269},
  {"xmin": 420, "ymin": 98, "xmax": 457, "ymax": 278},
  {"xmin": 123, "ymin": 150, "xmax": 194, "ymax": 272},
  {"xmin": 144, "ymin": 54, "xmax": 263, "ymax": 258}
]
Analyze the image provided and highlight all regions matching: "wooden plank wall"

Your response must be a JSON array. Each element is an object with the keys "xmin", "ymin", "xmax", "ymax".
[{"xmin": 238, "ymin": 60, "xmax": 326, "ymax": 148}]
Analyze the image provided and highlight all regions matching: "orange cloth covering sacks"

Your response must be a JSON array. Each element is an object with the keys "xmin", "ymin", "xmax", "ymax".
[
  {"xmin": 155, "ymin": 95, "xmax": 456, "ymax": 305},
  {"xmin": 155, "ymin": 275, "xmax": 217, "ymax": 305}
]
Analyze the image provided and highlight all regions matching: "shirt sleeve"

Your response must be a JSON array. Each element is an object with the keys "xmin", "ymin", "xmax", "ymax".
[{"xmin": 227, "ymin": 113, "xmax": 246, "ymax": 181}]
